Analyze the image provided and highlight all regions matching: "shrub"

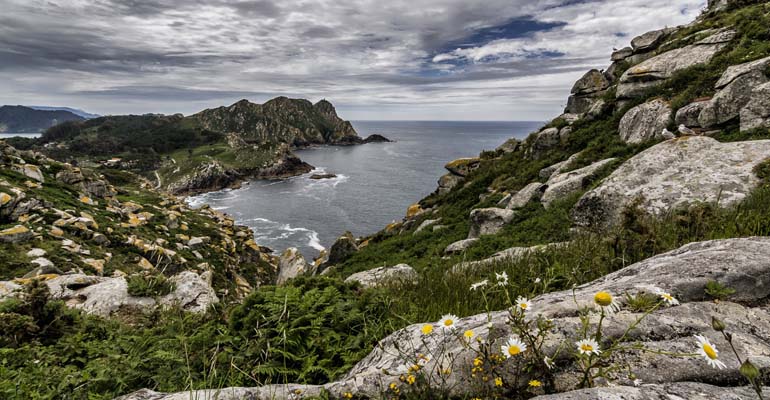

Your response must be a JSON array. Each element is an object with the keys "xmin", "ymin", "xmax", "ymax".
[{"xmin": 126, "ymin": 274, "xmax": 175, "ymax": 297}]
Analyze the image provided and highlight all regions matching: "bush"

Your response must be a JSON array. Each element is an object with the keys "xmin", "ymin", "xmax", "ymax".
[{"xmin": 126, "ymin": 274, "xmax": 175, "ymax": 297}]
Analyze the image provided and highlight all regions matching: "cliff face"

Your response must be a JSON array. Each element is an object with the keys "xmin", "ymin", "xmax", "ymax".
[{"xmin": 192, "ymin": 97, "xmax": 360, "ymax": 147}]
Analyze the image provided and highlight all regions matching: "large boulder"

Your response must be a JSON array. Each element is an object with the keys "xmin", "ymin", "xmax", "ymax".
[
  {"xmin": 573, "ymin": 137, "xmax": 770, "ymax": 228},
  {"xmin": 436, "ymin": 173, "xmax": 463, "ymax": 195},
  {"xmin": 344, "ymin": 264, "xmax": 418, "ymax": 288},
  {"xmin": 318, "ymin": 232, "xmax": 359, "ymax": 272},
  {"xmin": 505, "ymin": 182, "xmax": 546, "ymax": 210},
  {"xmin": 527, "ymin": 127, "xmax": 561, "ymax": 159},
  {"xmin": 541, "ymin": 158, "xmax": 616, "ymax": 207},
  {"xmin": 565, "ymin": 70, "xmax": 610, "ymax": 115},
  {"xmin": 468, "ymin": 208, "xmax": 515, "ymax": 238},
  {"xmin": 698, "ymin": 70, "xmax": 768, "ymax": 128},
  {"xmin": 630, "ymin": 28, "xmax": 673, "ymax": 52},
  {"xmin": 444, "ymin": 157, "xmax": 479, "ymax": 177},
  {"xmin": 276, "ymin": 247, "xmax": 311, "ymax": 285},
  {"xmin": 617, "ymin": 30, "xmax": 735, "ymax": 99},
  {"xmin": 12, "ymin": 164, "xmax": 45, "ymax": 183},
  {"xmin": 443, "ymin": 238, "xmax": 479, "ymax": 255},
  {"xmin": 618, "ymin": 99, "xmax": 672, "ymax": 144},
  {"xmin": 0, "ymin": 225, "xmax": 33, "ymax": 243},
  {"xmin": 741, "ymin": 82, "xmax": 770, "ymax": 131},
  {"xmin": 675, "ymin": 100, "xmax": 710, "ymax": 128},
  {"xmin": 451, "ymin": 242, "xmax": 568, "ymax": 273},
  {"xmin": 120, "ymin": 238, "xmax": 770, "ymax": 400}
]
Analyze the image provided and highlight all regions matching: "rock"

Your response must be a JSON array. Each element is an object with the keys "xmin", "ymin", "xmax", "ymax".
[
  {"xmin": 468, "ymin": 208, "xmax": 515, "ymax": 238},
  {"xmin": 0, "ymin": 192, "xmax": 13, "ymax": 207},
  {"xmin": 83, "ymin": 258, "xmax": 106, "ymax": 275},
  {"xmin": 496, "ymin": 138, "xmax": 520, "ymax": 153},
  {"xmin": 160, "ymin": 271, "xmax": 219, "ymax": 313},
  {"xmin": 309, "ymin": 173, "xmax": 337, "ymax": 180},
  {"xmin": 698, "ymin": 70, "xmax": 768, "ymax": 128},
  {"xmin": 319, "ymin": 232, "xmax": 358, "ymax": 271},
  {"xmin": 344, "ymin": 264, "xmax": 418, "ymax": 288},
  {"xmin": 138, "ymin": 257, "xmax": 155, "ymax": 270},
  {"xmin": 0, "ymin": 281, "xmax": 22, "ymax": 300},
  {"xmin": 187, "ymin": 237, "xmax": 209, "ymax": 248},
  {"xmin": 26, "ymin": 248, "xmax": 46, "ymax": 258},
  {"xmin": 675, "ymin": 100, "xmax": 709, "ymax": 127},
  {"xmin": 573, "ymin": 137, "xmax": 770, "ymax": 228},
  {"xmin": 527, "ymin": 127, "xmax": 561, "ymax": 159},
  {"xmin": 570, "ymin": 69, "xmax": 610, "ymax": 96},
  {"xmin": 617, "ymin": 30, "xmax": 735, "ymax": 99},
  {"xmin": 618, "ymin": 99, "xmax": 672, "ymax": 143},
  {"xmin": 24, "ymin": 258, "xmax": 62, "ymax": 278},
  {"xmin": 0, "ymin": 225, "xmax": 32, "ymax": 243},
  {"xmin": 55, "ymin": 169, "xmax": 84, "ymax": 185},
  {"xmin": 444, "ymin": 238, "xmax": 479, "ymax": 255},
  {"xmin": 91, "ymin": 232, "xmax": 110, "ymax": 245},
  {"xmin": 505, "ymin": 182, "xmax": 546, "ymax": 210},
  {"xmin": 611, "ymin": 46, "xmax": 633, "ymax": 61},
  {"xmin": 541, "ymin": 158, "xmax": 616, "ymax": 207},
  {"xmin": 539, "ymin": 153, "xmax": 581, "ymax": 180},
  {"xmin": 414, "ymin": 218, "xmax": 441, "ymax": 234},
  {"xmin": 361, "ymin": 134, "xmax": 391, "ymax": 143},
  {"xmin": 630, "ymin": 28, "xmax": 673, "ymax": 52},
  {"xmin": 444, "ymin": 157, "xmax": 480, "ymax": 177},
  {"xmin": 276, "ymin": 247, "xmax": 310, "ymax": 285},
  {"xmin": 452, "ymin": 242, "xmax": 568, "ymax": 273},
  {"xmin": 741, "ymin": 82, "xmax": 770, "ymax": 131},
  {"xmin": 714, "ymin": 55, "xmax": 770, "ymax": 89},
  {"xmin": 437, "ymin": 173, "xmax": 464, "ymax": 195},
  {"xmin": 405, "ymin": 203, "xmax": 424, "ymax": 218},
  {"xmin": 531, "ymin": 383, "xmax": 768, "ymax": 400},
  {"xmin": 12, "ymin": 164, "xmax": 44, "ymax": 182}
]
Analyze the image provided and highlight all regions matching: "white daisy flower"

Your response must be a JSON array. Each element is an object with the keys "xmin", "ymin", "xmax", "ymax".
[
  {"xmin": 653, "ymin": 288, "xmax": 679, "ymax": 306},
  {"xmin": 695, "ymin": 335, "xmax": 726, "ymax": 369},
  {"xmin": 438, "ymin": 314, "xmax": 459, "ymax": 331},
  {"xmin": 593, "ymin": 291, "xmax": 621, "ymax": 313},
  {"xmin": 515, "ymin": 296, "xmax": 532, "ymax": 313},
  {"xmin": 543, "ymin": 356, "xmax": 554, "ymax": 369},
  {"xmin": 470, "ymin": 279, "xmax": 488, "ymax": 291},
  {"xmin": 576, "ymin": 338, "xmax": 602, "ymax": 356},
  {"xmin": 495, "ymin": 271, "xmax": 509, "ymax": 286},
  {"xmin": 534, "ymin": 277, "xmax": 542, "ymax": 284},
  {"xmin": 633, "ymin": 378, "xmax": 643, "ymax": 387},
  {"xmin": 501, "ymin": 336, "xmax": 527, "ymax": 358}
]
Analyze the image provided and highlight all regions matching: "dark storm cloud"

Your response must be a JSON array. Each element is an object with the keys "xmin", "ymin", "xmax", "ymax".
[{"xmin": 0, "ymin": 0, "xmax": 707, "ymax": 119}]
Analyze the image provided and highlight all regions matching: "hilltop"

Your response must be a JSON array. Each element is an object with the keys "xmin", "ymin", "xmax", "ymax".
[{"xmin": 0, "ymin": 105, "xmax": 84, "ymax": 133}]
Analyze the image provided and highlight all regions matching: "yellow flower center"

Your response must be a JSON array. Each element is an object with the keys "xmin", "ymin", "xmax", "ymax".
[
  {"xmin": 444, "ymin": 319, "xmax": 454, "ymax": 327},
  {"xmin": 529, "ymin": 380, "xmax": 542, "ymax": 387},
  {"xmin": 464, "ymin": 330, "xmax": 474, "ymax": 338},
  {"xmin": 662, "ymin": 293, "xmax": 673, "ymax": 301},
  {"xmin": 473, "ymin": 358, "xmax": 483, "ymax": 366},
  {"xmin": 421, "ymin": 324, "xmax": 433, "ymax": 335},
  {"xmin": 594, "ymin": 291, "xmax": 613, "ymax": 307},
  {"xmin": 494, "ymin": 377, "xmax": 503, "ymax": 387},
  {"xmin": 508, "ymin": 345, "xmax": 522, "ymax": 356},
  {"xmin": 520, "ymin": 303, "xmax": 528, "ymax": 309},
  {"xmin": 703, "ymin": 343, "xmax": 718, "ymax": 360},
  {"xmin": 580, "ymin": 343, "xmax": 594, "ymax": 352}
]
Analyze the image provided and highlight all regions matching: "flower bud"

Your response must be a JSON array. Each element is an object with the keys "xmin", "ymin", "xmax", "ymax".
[
  {"xmin": 740, "ymin": 360, "xmax": 760, "ymax": 381},
  {"xmin": 711, "ymin": 316, "xmax": 726, "ymax": 332}
]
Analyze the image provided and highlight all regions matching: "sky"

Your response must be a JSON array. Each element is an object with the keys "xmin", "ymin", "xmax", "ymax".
[{"xmin": 0, "ymin": 0, "xmax": 707, "ymax": 121}]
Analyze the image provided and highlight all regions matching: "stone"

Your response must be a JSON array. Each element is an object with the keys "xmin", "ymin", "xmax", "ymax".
[
  {"xmin": 527, "ymin": 127, "xmax": 561, "ymax": 159},
  {"xmin": 444, "ymin": 238, "xmax": 479, "ymax": 255},
  {"xmin": 611, "ymin": 46, "xmax": 633, "ymax": 61},
  {"xmin": 570, "ymin": 69, "xmax": 610, "ymax": 96},
  {"xmin": 55, "ymin": 169, "xmax": 84, "ymax": 185},
  {"xmin": 12, "ymin": 164, "xmax": 44, "ymax": 183},
  {"xmin": 741, "ymin": 82, "xmax": 770, "ymax": 131},
  {"xmin": 91, "ymin": 232, "xmax": 110, "ymax": 245},
  {"xmin": 138, "ymin": 257, "xmax": 155, "ymax": 270},
  {"xmin": 618, "ymin": 99, "xmax": 672, "ymax": 143},
  {"xmin": 531, "ymin": 383, "xmax": 768, "ymax": 400},
  {"xmin": 0, "ymin": 192, "xmax": 11, "ymax": 206},
  {"xmin": 187, "ymin": 237, "xmax": 209, "ymax": 248},
  {"xmin": 83, "ymin": 258, "xmax": 106, "ymax": 274},
  {"xmin": 405, "ymin": 203, "xmax": 424, "ymax": 218},
  {"xmin": 24, "ymin": 258, "xmax": 62, "ymax": 278},
  {"xmin": 496, "ymin": 138, "xmax": 520, "ymax": 153},
  {"xmin": 414, "ymin": 218, "xmax": 441, "ymax": 234},
  {"xmin": 451, "ymin": 242, "xmax": 568, "ymax": 273},
  {"xmin": 468, "ymin": 208, "xmax": 515, "ymax": 238},
  {"xmin": 699, "ymin": 70, "xmax": 768, "ymax": 128},
  {"xmin": 344, "ymin": 264, "xmax": 418, "ymax": 288},
  {"xmin": 617, "ymin": 30, "xmax": 735, "ymax": 99},
  {"xmin": 0, "ymin": 225, "xmax": 32, "ymax": 243},
  {"xmin": 276, "ymin": 247, "xmax": 310, "ymax": 285},
  {"xmin": 320, "ymin": 232, "xmax": 359, "ymax": 271},
  {"xmin": 26, "ymin": 248, "xmax": 46, "ymax": 258},
  {"xmin": 541, "ymin": 158, "xmax": 616, "ymax": 207},
  {"xmin": 160, "ymin": 271, "xmax": 219, "ymax": 313},
  {"xmin": 573, "ymin": 137, "xmax": 770, "ymax": 228},
  {"xmin": 630, "ymin": 28, "xmax": 673, "ymax": 52},
  {"xmin": 505, "ymin": 182, "xmax": 546, "ymax": 210},
  {"xmin": 715, "ymin": 55, "xmax": 770, "ymax": 89},
  {"xmin": 444, "ymin": 157, "xmax": 480, "ymax": 177},
  {"xmin": 674, "ymin": 100, "xmax": 709, "ymax": 127},
  {"xmin": 437, "ymin": 173, "xmax": 464, "ymax": 195}
]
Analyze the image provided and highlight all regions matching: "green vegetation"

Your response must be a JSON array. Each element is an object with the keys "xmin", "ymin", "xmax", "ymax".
[{"xmin": 126, "ymin": 274, "xmax": 175, "ymax": 297}]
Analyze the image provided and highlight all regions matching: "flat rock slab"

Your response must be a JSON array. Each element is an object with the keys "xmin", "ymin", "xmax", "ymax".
[
  {"xmin": 344, "ymin": 264, "xmax": 417, "ymax": 288},
  {"xmin": 532, "ymin": 382, "xmax": 769, "ymax": 400},
  {"xmin": 573, "ymin": 136, "xmax": 770, "ymax": 229},
  {"xmin": 541, "ymin": 158, "xmax": 616, "ymax": 207}
]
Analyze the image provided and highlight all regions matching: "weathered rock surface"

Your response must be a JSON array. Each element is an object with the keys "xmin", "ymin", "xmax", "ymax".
[
  {"xmin": 541, "ymin": 158, "xmax": 616, "ymax": 207},
  {"xmin": 573, "ymin": 137, "xmax": 770, "ymax": 228},
  {"xmin": 527, "ymin": 127, "xmax": 562, "ymax": 159},
  {"xmin": 741, "ymin": 82, "xmax": 770, "ymax": 131},
  {"xmin": 451, "ymin": 242, "xmax": 568, "ymax": 273},
  {"xmin": 414, "ymin": 218, "xmax": 441, "ymax": 234},
  {"xmin": 0, "ymin": 225, "xmax": 33, "ymax": 243},
  {"xmin": 630, "ymin": 28, "xmax": 673, "ymax": 52},
  {"xmin": 618, "ymin": 99, "xmax": 672, "ymax": 144},
  {"xmin": 318, "ymin": 232, "xmax": 359, "ymax": 272},
  {"xmin": 617, "ymin": 30, "xmax": 735, "ymax": 99},
  {"xmin": 437, "ymin": 173, "xmax": 464, "ymax": 195},
  {"xmin": 675, "ymin": 100, "xmax": 709, "ymax": 127},
  {"xmin": 468, "ymin": 208, "xmax": 515, "ymax": 238},
  {"xmin": 699, "ymin": 70, "xmax": 768, "ymax": 128},
  {"xmin": 565, "ymin": 70, "xmax": 610, "ymax": 115},
  {"xmin": 444, "ymin": 158, "xmax": 480, "ymax": 177},
  {"xmin": 118, "ymin": 238, "xmax": 770, "ymax": 399},
  {"xmin": 444, "ymin": 238, "xmax": 479, "ymax": 255},
  {"xmin": 276, "ymin": 247, "xmax": 311, "ymax": 285},
  {"xmin": 611, "ymin": 46, "xmax": 633, "ymax": 61},
  {"xmin": 505, "ymin": 182, "xmax": 546, "ymax": 210},
  {"xmin": 344, "ymin": 264, "xmax": 417, "ymax": 288}
]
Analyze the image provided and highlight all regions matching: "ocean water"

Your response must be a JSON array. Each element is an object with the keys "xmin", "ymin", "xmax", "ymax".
[
  {"xmin": 0, "ymin": 133, "xmax": 41, "ymax": 139},
  {"xmin": 186, "ymin": 120, "xmax": 542, "ymax": 259}
]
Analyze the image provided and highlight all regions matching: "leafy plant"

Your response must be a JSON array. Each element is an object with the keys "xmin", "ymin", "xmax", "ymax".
[{"xmin": 704, "ymin": 281, "xmax": 736, "ymax": 300}]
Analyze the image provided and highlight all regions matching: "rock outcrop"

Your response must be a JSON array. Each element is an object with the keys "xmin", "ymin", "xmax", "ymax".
[
  {"xmin": 565, "ymin": 69, "xmax": 610, "ymax": 115},
  {"xmin": 741, "ymin": 82, "xmax": 770, "ymax": 131},
  {"xmin": 618, "ymin": 99, "xmax": 672, "ymax": 143},
  {"xmin": 344, "ymin": 264, "xmax": 417, "ymax": 288},
  {"xmin": 573, "ymin": 136, "xmax": 770, "ymax": 228},
  {"xmin": 451, "ymin": 242, "xmax": 568, "ymax": 273},
  {"xmin": 468, "ymin": 208, "xmax": 515, "ymax": 238},
  {"xmin": 276, "ymin": 247, "xmax": 311, "ymax": 285},
  {"xmin": 699, "ymin": 56, "xmax": 770, "ymax": 129},
  {"xmin": 505, "ymin": 182, "xmax": 546, "ymax": 210},
  {"xmin": 541, "ymin": 158, "xmax": 616, "ymax": 207},
  {"xmin": 444, "ymin": 238, "xmax": 479, "ymax": 255}
]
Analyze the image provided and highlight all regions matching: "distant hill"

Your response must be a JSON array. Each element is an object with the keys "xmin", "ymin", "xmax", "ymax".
[
  {"xmin": 28, "ymin": 106, "xmax": 100, "ymax": 119},
  {"xmin": 0, "ymin": 105, "xmax": 84, "ymax": 133}
]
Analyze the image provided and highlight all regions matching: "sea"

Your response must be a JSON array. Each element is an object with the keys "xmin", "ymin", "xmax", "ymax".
[
  {"xmin": 188, "ymin": 121, "xmax": 541, "ymax": 259},
  {"xmin": 0, "ymin": 133, "xmax": 41, "ymax": 139}
]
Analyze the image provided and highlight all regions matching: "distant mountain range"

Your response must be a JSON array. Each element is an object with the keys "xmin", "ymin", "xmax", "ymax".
[
  {"xmin": 27, "ymin": 106, "xmax": 101, "ymax": 119},
  {"xmin": 0, "ymin": 105, "xmax": 88, "ymax": 133}
]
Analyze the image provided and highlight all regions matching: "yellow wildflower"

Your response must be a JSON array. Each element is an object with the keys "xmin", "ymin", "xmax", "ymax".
[
  {"xmin": 494, "ymin": 377, "xmax": 503, "ymax": 387},
  {"xmin": 529, "ymin": 380, "xmax": 542, "ymax": 388},
  {"xmin": 421, "ymin": 324, "xmax": 434, "ymax": 335}
]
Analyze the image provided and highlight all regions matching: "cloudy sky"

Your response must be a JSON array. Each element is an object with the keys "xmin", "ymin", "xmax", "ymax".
[{"xmin": 1, "ymin": 0, "xmax": 706, "ymax": 120}]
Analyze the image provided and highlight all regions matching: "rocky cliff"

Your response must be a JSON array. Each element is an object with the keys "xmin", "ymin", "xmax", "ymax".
[{"xmin": 0, "ymin": 105, "xmax": 84, "ymax": 133}]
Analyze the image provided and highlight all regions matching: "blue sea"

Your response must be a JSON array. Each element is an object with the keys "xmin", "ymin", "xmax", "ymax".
[{"xmin": 189, "ymin": 121, "xmax": 541, "ymax": 259}]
